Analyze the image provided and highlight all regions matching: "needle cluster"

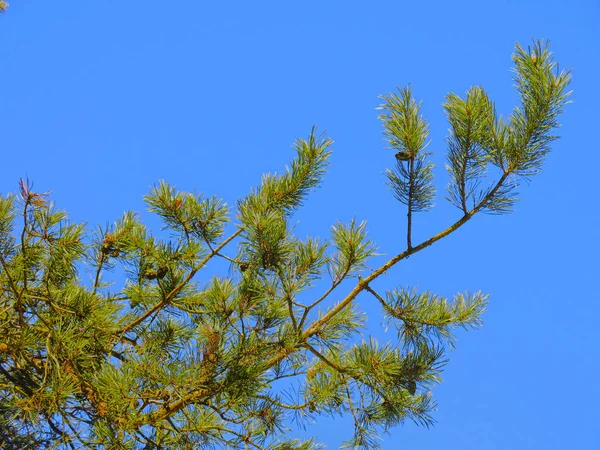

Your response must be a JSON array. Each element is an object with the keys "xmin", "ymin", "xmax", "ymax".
[{"xmin": 0, "ymin": 41, "xmax": 570, "ymax": 449}]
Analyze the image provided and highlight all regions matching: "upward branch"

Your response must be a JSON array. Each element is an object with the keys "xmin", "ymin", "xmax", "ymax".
[
  {"xmin": 299, "ymin": 171, "xmax": 509, "ymax": 342},
  {"xmin": 407, "ymin": 156, "xmax": 415, "ymax": 249},
  {"xmin": 379, "ymin": 87, "xmax": 435, "ymax": 250}
]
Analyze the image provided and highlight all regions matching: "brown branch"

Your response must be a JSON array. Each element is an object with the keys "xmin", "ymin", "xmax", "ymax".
[
  {"xmin": 364, "ymin": 285, "xmax": 454, "ymax": 327},
  {"xmin": 304, "ymin": 342, "xmax": 345, "ymax": 373},
  {"xmin": 145, "ymin": 386, "xmax": 213, "ymax": 424},
  {"xmin": 254, "ymin": 394, "xmax": 310, "ymax": 411},
  {"xmin": 20, "ymin": 195, "xmax": 29, "ymax": 293},
  {"xmin": 459, "ymin": 114, "xmax": 473, "ymax": 216},
  {"xmin": 136, "ymin": 173, "xmax": 510, "ymax": 424},
  {"xmin": 407, "ymin": 156, "xmax": 415, "ymax": 250},
  {"xmin": 299, "ymin": 263, "xmax": 352, "ymax": 329},
  {"xmin": 298, "ymin": 172, "xmax": 508, "ymax": 342},
  {"xmin": 92, "ymin": 253, "xmax": 106, "ymax": 296},
  {"xmin": 276, "ymin": 269, "xmax": 299, "ymax": 331},
  {"xmin": 363, "ymin": 284, "xmax": 387, "ymax": 308}
]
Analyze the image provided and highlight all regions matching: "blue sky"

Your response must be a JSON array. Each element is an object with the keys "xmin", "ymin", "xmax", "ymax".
[{"xmin": 1, "ymin": 1, "xmax": 599, "ymax": 448}]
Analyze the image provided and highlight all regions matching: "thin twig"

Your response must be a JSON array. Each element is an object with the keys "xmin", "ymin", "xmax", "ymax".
[
  {"xmin": 299, "ymin": 264, "xmax": 351, "ymax": 329},
  {"xmin": 407, "ymin": 156, "xmax": 414, "ymax": 250},
  {"xmin": 92, "ymin": 253, "xmax": 106, "ymax": 296}
]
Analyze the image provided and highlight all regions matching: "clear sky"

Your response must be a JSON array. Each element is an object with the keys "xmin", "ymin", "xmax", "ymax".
[{"xmin": 1, "ymin": 1, "xmax": 598, "ymax": 448}]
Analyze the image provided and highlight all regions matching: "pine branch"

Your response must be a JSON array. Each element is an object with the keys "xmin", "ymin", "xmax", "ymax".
[
  {"xmin": 117, "ymin": 228, "xmax": 242, "ymax": 335},
  {"xmin": 380, "ymin": 87, "xmax": 435, "ymax": 250},
  {"xmin": 0, "ymin": 41, "xmax": 571, "ymax": 448},
  {"xmin": 298, "ymin": 172, "xmax": 508, "ymax": 344},
  {"xmin": 444, "ymin": 87, "xmax": 493, "ymax": 214},
  {"xmin": 141, "ymin": 172, "xmax": 509, "ymax": 425}
]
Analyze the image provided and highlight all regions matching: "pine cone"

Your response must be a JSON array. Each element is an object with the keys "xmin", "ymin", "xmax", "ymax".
[{"xmin": 395, "ymin": 151, "xmax": 412, "ymax": 161}]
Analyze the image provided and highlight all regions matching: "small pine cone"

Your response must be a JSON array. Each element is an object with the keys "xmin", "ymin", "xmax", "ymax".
[
  {"xmin": 143, "ymin": 269, "xmax": 158, "ymax": 280},
  {"xmin": 395, "ymin": 151, "xmax": 412, "ymax": 161},
  {"xmin": 156, "ymin": 266, "xmax": 168, "ymax": 279}
]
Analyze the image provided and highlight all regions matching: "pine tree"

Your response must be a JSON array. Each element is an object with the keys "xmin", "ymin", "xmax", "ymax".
[{"xmin": 0, "ymin": 41, "xmax": 570, "ymax": 449}]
